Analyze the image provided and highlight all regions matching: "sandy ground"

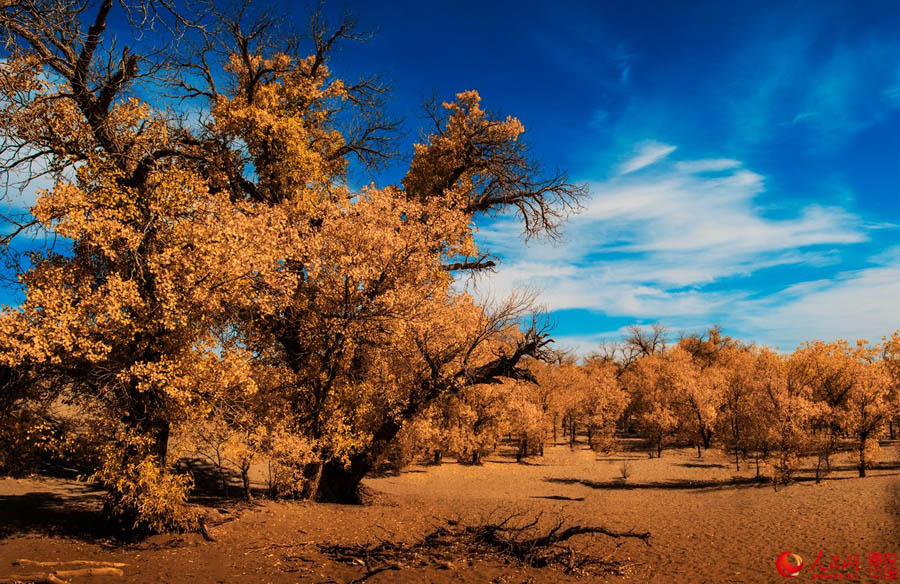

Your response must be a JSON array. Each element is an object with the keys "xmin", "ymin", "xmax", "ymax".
[{"xmin": 1, "ymin": 443, "xmax": 898, "ymax": 583}]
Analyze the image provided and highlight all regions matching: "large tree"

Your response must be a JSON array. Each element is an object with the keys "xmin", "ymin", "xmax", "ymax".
[{"xmin": 0, "ymin": 0, "xmax": 584, "ymax": 525}]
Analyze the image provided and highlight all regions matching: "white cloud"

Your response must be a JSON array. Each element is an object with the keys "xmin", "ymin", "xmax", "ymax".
[
  {"xmin": 674, "ymin": 158, "xmax": 741, "ymax": 173},
  {"xmin": 470, "ymin": 143, "xmax": 876, "ymax": 350},
  {"xmin": 735, "ymin": 262, "xmax": 900, "ymax": 349},
  {"xmin": 617, "ymin": 140, "xmax": 676, "ymax": 175}
]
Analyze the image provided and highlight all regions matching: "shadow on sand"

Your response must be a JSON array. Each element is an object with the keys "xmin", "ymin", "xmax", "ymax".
[
  {"xmin": 530, "ymin": 494, "xmax": 585, "ymax": 501},
  {"xmin": 676, "ymin": 462, "xmax": 729, "ymax": 469},
  {"xmin": 0, "ymin": 483, "xmax": 107, "ymax": 541},
  {"xmin": 545, "ymin": 475, "xmax": 769, "ymax": 492}
]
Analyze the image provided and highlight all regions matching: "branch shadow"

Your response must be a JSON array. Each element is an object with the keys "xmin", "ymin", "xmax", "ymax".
[
  {"xmin": 530, "ymin": 495, "xmax": 585, "ymax": 501},
  {"xmin": 797, "ymin": 461, "xmax": 900, "ymax": 473},
  {"xmin": 545, "ymin": 475, "xmax": 768, "ymax": 492},
  {"xmin": 677, "ymin": 462, "xmax": 729, "ymax": 469}
]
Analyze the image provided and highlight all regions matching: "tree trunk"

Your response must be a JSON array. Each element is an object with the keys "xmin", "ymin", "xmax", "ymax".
[
  {"xmin": 656, "ymin": 437, "xmax": 662, "ymax": 458},
  {"xmin": 858, "ymin": 436, "xmax": 867, "ymax": 478},
  {"xmin": 315, "ymin": 457, "xmax": 370, "ymax": 504},
  {"xmin": 432, "ymin": 449, "xmax": 442, "ymax": 465},
  {"xmin": 216, "ymin": 450, "xmax": 228, "ymax": 496},
  {"xmin": 241, "ymin": 461, "xmax": 252, "ymax": 500},
  {"xmin": 300, "ymin": 462, "xmax": 323, "ymax": 500}
]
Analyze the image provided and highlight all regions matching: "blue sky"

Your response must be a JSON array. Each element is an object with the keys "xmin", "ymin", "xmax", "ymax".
[
  {"xmin": 6, "ymin": 0, "xmax": 900, "ymax": 353},
  {"xmin": 313, "ymin": 0, "xmax": 900, "ymax": 352}
]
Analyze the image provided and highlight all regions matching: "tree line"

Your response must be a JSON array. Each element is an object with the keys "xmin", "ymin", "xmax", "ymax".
[{"xmin": 386, "ymin": 324, "xmax": 900, "ymax": 492}]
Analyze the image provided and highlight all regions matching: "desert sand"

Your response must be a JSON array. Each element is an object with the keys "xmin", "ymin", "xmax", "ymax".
[{"xmin": 1, "ymin": 443, "xmax": 897, "ymax": 583}]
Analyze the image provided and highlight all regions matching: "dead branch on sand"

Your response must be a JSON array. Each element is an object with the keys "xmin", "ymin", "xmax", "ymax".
[
  {"xmin": 0, "ymin": 575, "xmax": 69, "ymax": 584},
  {"xmin": 3, "ymin": 561, "xmax": 126, "ymax": 583},
  {"xmin": 321, "ymin": 512, "xmax": 650, "ymax": 578}
]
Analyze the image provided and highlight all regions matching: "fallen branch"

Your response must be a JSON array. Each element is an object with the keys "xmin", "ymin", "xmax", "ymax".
[
  {"xmin": 198, "ymin": 516, "xmax": 215, "ymax": 542},
  {"xmin": 0, "ymin": 574, "xmax": 69, "ymax": 584},
  {"xmin": 53, "ymin": 568, "xmax": 124, "ymax": 578},
  {"xmin": 13, "ymin": 561, "xmax": 127, "ymax": 569},
  {"xmin": 322, "ymin": 513, "xmax": 650, "ymax": 578}
]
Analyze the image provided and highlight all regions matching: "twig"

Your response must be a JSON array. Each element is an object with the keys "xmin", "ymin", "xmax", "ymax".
[{"xmin": 347, "ymin": 564, "xmax": 400, "ymax": 584}]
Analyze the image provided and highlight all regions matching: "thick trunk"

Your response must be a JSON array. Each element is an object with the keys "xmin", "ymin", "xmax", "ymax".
[
  {"xmin": 300, "ymin": 462, "xmax": 323, "ymax": 500},
  {"xmin": 315, "ymin": 457, "xmax": 370, "ymax": 504},
  {"xmin": 432, "ymin": 449, "xmax": 442, "ymax": 465},
  {"xmin": 308, "ymin": 335, "xmax": 547, "ymax": 503}
]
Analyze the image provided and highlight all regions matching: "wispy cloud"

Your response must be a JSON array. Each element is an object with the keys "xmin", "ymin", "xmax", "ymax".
[
  {"xmin": 674, "ymin": 159, "xmax": 741, "ymax": 173},
  {"xmin": 470, "ymin": 142, "xmax": 878, "ymax": 350},
  {"xmin": 735, "ymin": 259, "xmax": 900, "ymax": 349},
  {"xmin": 617, "ymin": 141, "xmax": 676, "ymax": 175}
]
